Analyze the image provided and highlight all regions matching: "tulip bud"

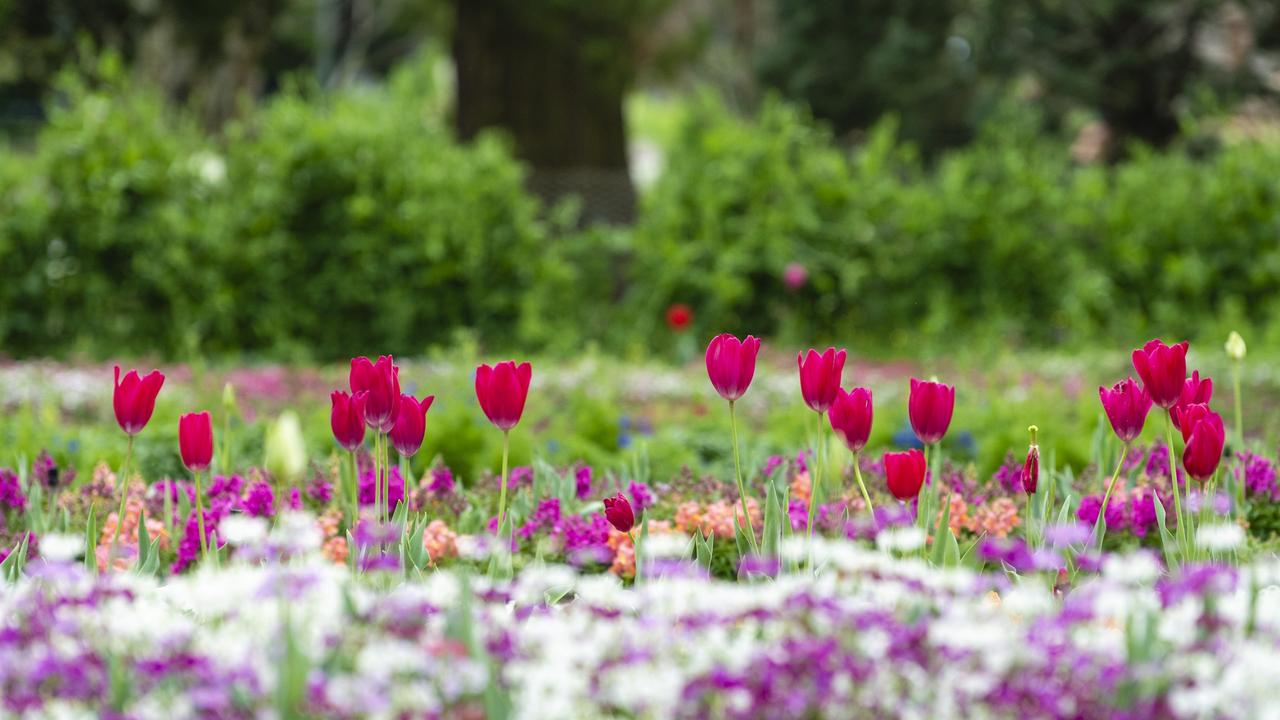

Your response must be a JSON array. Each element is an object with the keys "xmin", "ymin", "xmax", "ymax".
[
  {"xmin": 222, "ymin": 382, "xmax": 237, "ymax": 413},
  {"xmin": 1226, "ymin": 331, "xmax": 1246, "ymax": 362},
  {"xmin": 603, "ymin": 493, "xmax": 635, "ymax": 533},
  {"xmin": 265, "ymin": 411, "xmax": 307, "ymax": 486},
  {"xmin": 1022, "ymin": 425, "xmax": 1039, "ymax": 496}
]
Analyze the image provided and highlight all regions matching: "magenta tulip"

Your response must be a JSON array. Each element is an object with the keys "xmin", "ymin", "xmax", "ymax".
[
  {"xmin": 908, "ymin": 378, "xmax": 955, "ymax": 445},
  {"xmin": 330, "ymin": 391, "xmax": 367, "ymax": 452},
  {"xmin": 705, "ymin": 334, "xmax": 761, "ymax": 402},
  {"xmin": 1098, "ymin": 378, "xmax": 1152, "ymax": 444},
  {"xmin": 178, "ymin": 412, "xmax": 214, "ymax": 473},
  {"xmin": 1181, "ymin": 410, "xmax": 1225, "ymax": 483},
  {"xmin": 884, "ymin": 449, "xmax": 927, "ymax": 501},
  {"xmin": 389, "ymin": 394, "xmax": 435, "ymax": 457},
  {"xmin": 828, "ymin": 387, "xmax": 873, "ymax": 453},
  {"xmin": 1131, "ymin": 340, "xmax": 1188, "ymax": 409},
  {"xmin": 475, "ymin": 361, "xmax": 532, "ymax": 431},
  {"xmin": 350, "ymin": 356, "xmax": 401, "ymax": 432},
  {"xmin": 603, "ymin": 493, "xmax": 635, "ymax": 533},
  {"xmin": 113, "ymin": 366, "xmax": 165, "ymax": 436},
  {"xmin": 1170, "ymin": 371, "xmax": 1214, "ymax": 432},
  {"xmin": 797, "ymin": 347, "xmax": 847, "ymax": 413}
]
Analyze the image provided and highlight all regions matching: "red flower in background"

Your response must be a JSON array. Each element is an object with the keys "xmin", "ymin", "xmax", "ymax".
[
  {"xmin": 113, "ymin": 366, "xmax": 165, "ymax": 436},
  {"xmin": 603, "ymin": 493, "xmax": 635, "ymax": 533},
  {"xmin": 908, "ymin": 378, "xmax": 955, "ymax": 445},
  {"xmin": 666, "ymin": 304, "xmax": 693, "ymax": 332}
]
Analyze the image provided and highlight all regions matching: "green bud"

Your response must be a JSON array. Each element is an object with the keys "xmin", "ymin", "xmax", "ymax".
[
  {"xmin": 222, "ymin": 382, "xmax": 237, "ymax": 411},
  {"xmin": 264, "ymin": 412, "xmax": 307, "ymax": 486},
  {"xmin": 1226, "ymin": 331, "xmax": 1247, "ymax": 362}
]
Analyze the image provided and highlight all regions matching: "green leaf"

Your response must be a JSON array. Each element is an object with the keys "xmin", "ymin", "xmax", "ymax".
[
  {"xmin": 931, "ymin": 494, "xmax": 952, "ymax": 566},
  {"xmin": 85, "ymin": 505, "xmax": 99, "ymax": 574}
]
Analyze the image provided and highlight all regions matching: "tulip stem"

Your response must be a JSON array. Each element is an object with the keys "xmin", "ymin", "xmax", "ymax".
[
  {"xmin": 728, "ymin": 401, "xmax": 759, "ymax": 555},
  {"xmin": 852, "ymin": 452, "xmax": 874, "ymax": 519},
  {"xmin": 1166, "ymin": 412, "xmax": 1187, "ymax": 563},
  {"xmin": 1233, "ymin": 362, "xmax": 1244, "ymax": 448},
  {"xmin": 628, "ymin": 530, "xmax": 640, "ymax": 583},
  {"xmin": 349, "ymin": 450, "xmax": 359, "ymax": 533},
  {"xmin": 806, "ymin": 410, "xmax": 823, "ymax": 542},
  {"xmin": 496, "ymin": 430, "xmax": 510, "ymax": 535},
  {"xmin": 193, "ymin": 469, "xmax": 210, "ymax": 563},
  {"xmin": 108, "ymin": 435, "xmax": 135, "ymax": 569},
  {"xmin": 1095, "ymin": 443, "xmax": 1129, "ymax": 548}
]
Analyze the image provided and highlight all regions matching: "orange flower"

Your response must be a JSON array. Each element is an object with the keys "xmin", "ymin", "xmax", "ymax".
[
  {"xmin": 791, "ymin": 472, "xmax": 812, "ymax": 503},
  {"xmin": 322, "ymin": 536, "xmax": 349, "ymax": 565},
  {"xmin": 422, "ymin": 520, "xmax": 458, "ymax": 565},
  {"xmin": 972, "ymin": 497, "xmax": 1022, "ymax": 538}
]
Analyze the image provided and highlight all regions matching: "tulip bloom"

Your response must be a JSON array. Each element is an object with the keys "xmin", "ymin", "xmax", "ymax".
[
  {"xmin": 1022, "ymin": 442, "xmax": 1040, "ymax": 496},
  {"xmin": 350, "ymin": 356, "xmax": 401, "ymax": 433},
  {"xmin": 1182, "ymin": 410, "xmax": 1225, "ymax": 483},
  {"xmin": 389, "ymin": 394, "xmax": 435, "ymax": 457},
  {"xmin": 1170, "ymin": 371, "xmax": 1213, "ymax": 432},
  {"xmin": 828, "ymin": 387, "xmax": 873, "ymax": 453},
  {"xmin": 475, "ymin": 361, "xmax": 532, "ymax": 431},
  {"xmin": 603, "ymin": 493, "xmax": 635, "ymax": 533},
  {"xmin": 330, "ymin": 391, "xmax": 367, "ymax": 452},
  {"xmin": 705, "ymin": 334, "xmax": 761, "ymax": 402},
  {"xmin": 179, "ymin": 412, "xmax": 214, "ymax": 473},
  {"xmin": 1098, "ymin": 378, "xmax": 1153, "ymax": 443},
  {"xmin": 798, "ymin": 347, "xmax": 847, "ymax": 413},
  {"xmin": 1172, "ymin": 403, "xmax": 1214, "ymax": 444},
  {"xmin": 884, "ymin": 449, "xmax": 927, "ymax": 501},
  {"xmin": 908, "ymin": 378, "xmax": 955, "ymax": 445},
  {"xmin": 1131, "ymin": 340, "xmax": 1188, "ymax": 409},
  {"xmin": 113, "ymin": 366, "xmax": 165, "ymax": 436}
]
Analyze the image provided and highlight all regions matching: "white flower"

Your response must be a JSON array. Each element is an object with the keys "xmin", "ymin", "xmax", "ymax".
[
  {"xmin": 219, "ymin": 515, "xmax": 268, "ymax": 545},
  {"xmin": 1196, "ymin": 523, "xmax": 1245, "ymax": 553},
  {"xmin": 876, "ymin": 526, "xmax": 925, "ymax": 553},
  {"xmin": 39, "ymin": 533, "xmax": 84, "ymax": 562}
]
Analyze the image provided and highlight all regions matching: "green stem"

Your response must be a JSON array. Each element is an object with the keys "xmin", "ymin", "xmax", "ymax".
[
  {"xmin": 1095, "ymin": 443, "xmax": 1128, "ymax": 548},
  {"xmin": 349, "ymin": 449, "xmax": 359, "ymax": 529},
  {"xmin": 496, "ymin": 430, "xmax": 510, "ymax": 534},
  {"xmin": 728, "ymin": 401, "xmax": 759, "ymax": 554},
  {"xmin": 194, "ymin": 469, "xmax": 210, "ymax": 563},
  {"xmin": 628, "ymin": 530, "xmax": 639, "ymax": 583},
  {"xmin": 852, "ymin": 452, "xmax": 874, "ymax": 518},
  {"xmin": 1166, "ymin": 412, "xmax": 1187, "ymax": 563},
  {"xmin": 806, "ymin": 411, "xmax": 823, "ymax": 541},
  {"xmin": 1233, "ymin": 363, "xmax": 1244, "ymax": 448},
  {"xmin": 108, "ymin": 436, "xmax": 135, "ymax": 568}
]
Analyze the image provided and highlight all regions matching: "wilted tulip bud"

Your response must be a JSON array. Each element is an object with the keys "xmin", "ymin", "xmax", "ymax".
[
  {"xmin": 265, "ymin": 411, "xmax": 307, "ymax": 485},
  {"xmin": 1226, "ymin": 331, "xmax": 1246, "ymax": 362},
  {"xmin": 1022, "ymin": 425, "xmax": 1039, "ymax": 496}
]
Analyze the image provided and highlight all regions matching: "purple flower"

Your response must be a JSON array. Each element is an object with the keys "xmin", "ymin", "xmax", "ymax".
[
  {"xmin": 788, "ymin": 498, "xmax": 808, "ymax": 531},
  {"xmin": 1237, "ymin": 451, "xmax": 1278, "ymax": 500},
  {"xmin": 306, "ymin": 477, "xmax": 333, "ymax": 505},
  {"xmin": 240, "ymin": 481, "xmax": 276, "ymax": 518},
  {"xmin": 32, "ymin": 451, "xmax": 73, "ymax": 490},
  {"xmin": 762, "ymin": 455, "xmax": 785, "ymax": 478},
  {"xmin": 977, "ymin": 537, "xmax": 1036, "ymax": 573},
  {"xmin": 1076, "ymin": 495, "xmax": 1102, "ymax": 526},
  {"xmin": 575, "ymin": 466, "xmax": 593, "ymax": 499},
  {"xmin": 0, "ymin": 469, "xmax": 27, "ymax": 513},
  {"xmin": 428, "ymin": 466, "xmax": 455, "ymax": 495},
  {"xmin": 358, "ymin": 466, "xmax": 406, "ymax": 513},
  {"xmin": 1130, "ymin": 488, "xmax": 1159, "ymax": 538},
  {"xmin": 287, "ymin": 487, "xmax": 303, "ymax": 511},
  {"xmin": 628, "ymin": 481, "xmax": 655, "ymax": 515},
  {"xmin": 992, "ymin": 455, "xmax": 1023, "ymax": 495},
  {"xmin": 1045, "ymin": 523, "xmax": 1092, "ymax": 547},
  {"xmin": 518, "ymin": 498, "xmax": 563, "ymax": 539},
  {"xmin": 172, "ymin": 510, "xmax": 223, "ymax": 573},
  {"xmin": 207, "ymin": 474, "xmax": 245, "ymax": 500}
]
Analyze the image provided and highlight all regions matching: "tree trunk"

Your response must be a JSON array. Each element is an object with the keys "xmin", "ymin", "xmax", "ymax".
[{"xmin": 452, "ymin": 1, "xmax": 635, "ymax": 224}]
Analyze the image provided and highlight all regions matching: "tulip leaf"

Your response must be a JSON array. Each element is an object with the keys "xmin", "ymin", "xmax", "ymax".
[
  {"xmin": 762, "ymin": 480, "xmax": 783, "ymax": 558},
  {"xmin": 944, "ymin": 528, "xmax": 961, "ymax": 567},
  {"xmin": 931, "ymin": 495, "xmax": 952, "ymax": 566},
  {"xmin": 1152, "ymin": 490, "xmax": 1178, "ymax": 569},
  {"xmin": 85, "ymin": 505, "xmax": 99, "ymax": 573}
]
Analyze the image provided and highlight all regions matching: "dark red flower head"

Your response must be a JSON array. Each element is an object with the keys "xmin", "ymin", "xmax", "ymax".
[
  {"xmin": 1022, "ymin": 444, "xmax": 1040, "ymax": 496},
  {"xmin": 1172, "ymin": 402, "xmax": 1214, "ymax": 444},
  {"xmin": 603, "ymin": 493, "xmax": 635, "ymax": 533},
  {"xmin": 908, "ymin": 378, "xmax": 955, "ymax": 445},
  {"xmin": 666, "ymin": 303, "xmax": 693, "ymax": 332},
  {"xmin": 330, "ymin": 390, "xmax": 367, "ymax": 452},
  {"xmin": 1181, "ymin": 409, "xmax": 1225, "ymax": 483},
  {"xmin": 389, "ymin": 394, "xmax": 435, "ymax": 457},
  {"xmin": 884, "ymin": 449, "xmax": 927, "ymax": 501},
  {"xmin": 350, "ymin": 356, "xmax": 400, "ymax": 433},
  {"xmin": 113, "ymin": 366, "xmax": 165, "ymax": 436},
  {"xmin": 476, "ymin": 361, "xmax": 532, "ymax": 431},
  {"xmin": 797, "ymin": 347, "xmax": 847, "ymax": 413},
  {"xmin": 1131, "ymin": 339, "xmax": 1188, "ymax": 409},
  {"xmin": 1170, "ymin": 371, "xmax": 1213, "ymax": 432},
  {"xmin": 705, "ymin": 334, "xmax": 761, "ymax": 402},
  {"xmin": 1099, "ymin": 378, "xmax": 1152, "ymax": 444},
  {"xmin": 178, "ymin": 411, "xmax": 213, "ymax": 473},
  {"xmin": 827, "ymin": 387, "xmax": 873, "ymax": 454}
]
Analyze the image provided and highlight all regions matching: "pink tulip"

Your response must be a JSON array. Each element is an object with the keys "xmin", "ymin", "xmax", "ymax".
[
  {"xmin": 178, "ymin": 412, "xmax": 213, "ymax": 473},
  {"xmin": 330, "ymin": 391, "xmax": 367, "ymax": 452},
  {"xmin": 350, "ymin": 356, "xmax": 401, "ymax": 432},
  {"xmin": 884, "ymin": 449, "xmax": 927, "ymax": 501},
  {"xmin": 1131, "ymin": 340, "xmax": 1188, "ymax": 409},
  {"xmin": 797, "ymin": 347, "xmax": 847, "ymax": 413},
  {"xmin": 113, "ymin": 366, "xmax": 165, "ymax": 435},
  {"xmin": 827, "ymin": 387, "xmax": 873, "ymax": 453},
  {"xmin": 1181, "ymin": 410, "xmax": 1225, "ymax": 483},
  {"xmin": 475, "ymin": 361, "xmax": 532, "ymax": 431},
  {"xmin": 1099, "ymin": 378, "xmax": 1152, "ymax": 443},
  {"xmin": 389, "ymin": 394, "xmax": 435, "ymax": 457},
  {"xmin": 908, "ymin": 378, "xmax": 955, "ymax": 445},
  {"xmin": 1170, "ymin": 371, "xmax": 1213, "ymax": 431},
  {"xmin": 705, "ymin": 334, "xmax": 761, "ymax": 402}
]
